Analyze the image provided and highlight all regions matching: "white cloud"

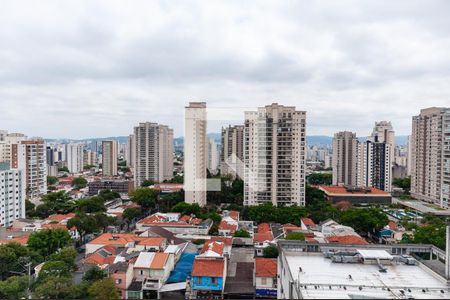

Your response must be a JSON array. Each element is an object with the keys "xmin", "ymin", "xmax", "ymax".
[{"xmin": 0, "ymin": 0, "xmax": 449, "ymax": 138}]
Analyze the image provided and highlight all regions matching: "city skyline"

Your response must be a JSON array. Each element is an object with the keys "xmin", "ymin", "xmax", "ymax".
[{"xmin": 1, "ymin": 1, "xmax": 450, "ymax": 138}]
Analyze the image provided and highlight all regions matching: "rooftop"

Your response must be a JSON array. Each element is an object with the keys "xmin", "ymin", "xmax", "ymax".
[
  {"xmin": 255, "ymin": 258, "xmax": 277, "ymax": 277},
  {"xmin": 283, "ymin": 251, "xmax": 450, "ymax": 299},
  {"xmin": 319, "ymin": 185, "xmax": 390, "ymax": 196},
  {"xmin": 191, "ymin": 258, "xmax": 225, "ymax": 277}
]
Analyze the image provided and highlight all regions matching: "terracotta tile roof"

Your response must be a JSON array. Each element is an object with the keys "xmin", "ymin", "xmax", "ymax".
[
  {"xmin": 138, "ymin": 237, "xmax": 166, "ymax": 247},
  {"xmin": 150, "ymin": 253, "xmax": 170, "ymax": 269},
  {"xmin": 191, "ymin": 258, "xmax": 225, "ymax": 277},
  {"xmin": 319, "ymin": 185, "xmax": 389, "ymax": 195},
  {"xmin": 254, "ymin": 232, "xmax": 273, "ymax": 243},
  {"xmin": 42, "ymin": 223, "xmax": 68, "ymax": 230},
  {"xmin": 327, "ymin": 235, "xmax": 368, "ymax": 245},
  {"xmin": 255, "ymin": 258, "xmax": 277, "ymax": 277},
  {"xmin": 283, "ymin": 223, "xmax": 300, "ymax": 230},
  {"xmin": 0, "ymin": 235, "xmax": 29, "ymax": 245},
  {"xmin": 257, "ymin": 223, "xmax": 271, "ymax": 233},
  {"xmin": 201, "ymin": 240, "xmax": 225, "ymax": 256},
  {"xmin": 84, "ymin": 253, "xmax": 116, "ymax": 265},
  {"xmin": 218, "ymin": 220, "xmax": 237, "ymax": 232},
  {"xmin": 88, "ymin": 233, "xmax": 146, "ymax": 246},
  {"xmin": 301, "ymin": 218, "xmax": 316, "ymax": 226},
  {"xmin": 388, "ymin": 221, "xmax": 398, "ymax": 230},
  {"xmin": 191, "ymin": 218, "xmax": 203, "ymax": 225},
  {"xmin": 228, "ymin": 211, "xmax": 240, "ymax": 221},
  {"xmin": 209, "ymin": 236, "xmax": 233, "ymax": 246},
  {"xmin": 180, "ymin": 215, "xmax": 191, "ymax": 222},
  {"xmin": 46, "ymin": 213, "xmax": 76, "ymax": 222}
]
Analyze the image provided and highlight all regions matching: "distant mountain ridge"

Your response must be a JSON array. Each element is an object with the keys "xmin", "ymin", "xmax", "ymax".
[{"xmin": 46, "ymin": 134, "xmax": 409, "ymax": 146}]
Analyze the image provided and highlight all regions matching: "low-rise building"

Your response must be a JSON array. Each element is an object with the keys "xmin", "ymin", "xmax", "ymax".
[
  {"xmin": 254, "ymin": 258, "xmax": 277, "ymax": 298},
  {"xmin": 88, "ymin": 180, "xmax": 134, "ymax": 196},
  {"xmin": 136, "ymin": 213, "xmax": 212, "ymax": 235},
  {"xmin": 191, "ymin": 257, "xmax": 227, "ymax": 298},
  {"xmin": 277, "ymin": 241, "xmax": 450, "ymax": 299},
  {"xmin": 318, "ymin": 185, "xmax": 392, "ymax": 205},
  {"xmin": 254, "ymin": 223, "xmax": 274, "ymax": 256},
  {"xmin": 86, "ymin": 233, "xmax": 166, "ymax": 254}
]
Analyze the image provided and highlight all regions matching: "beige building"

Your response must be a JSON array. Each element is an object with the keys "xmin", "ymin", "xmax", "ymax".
[
  {"xmin": 220, "ymin": 125, "xmax": 244, "ymax": 177},
  {"xmin": 65, "ymin": 143, "xmax": 84, "ymax": 174},
  {"xmin": 102, "ymin": 140, "xmax": 118, "ymax": 176},
  {"xmin": 133, "ymin": 122, "xmax": 174, "ymax": 187},
  {"xmin": 410, "ymin": 107, "xmax": 450, "ymax": 207},
  {"xmin": 332, "ymin": 131, "xmax": 358, "ymax": 186},
  {"xmin": 244, "ymin": 103, "xmax": 306, "ymax": 206},
  {"xmin": 184, "ymin": 102, "xmax": 208, "ymax": 206},
  {"xmin": 125, "ymin": 134, "xmax": 135, "ymax": 168}
]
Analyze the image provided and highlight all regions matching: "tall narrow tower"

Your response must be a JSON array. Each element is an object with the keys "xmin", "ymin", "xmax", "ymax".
[{"xmin": 184, "ymin": 102, "xmax": 208, "ymax": 207}]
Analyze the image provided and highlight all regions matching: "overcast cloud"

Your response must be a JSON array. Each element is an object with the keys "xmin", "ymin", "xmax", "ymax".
[{"xmin": 1, "ymin": 0, "xmax": 450, "ymax": 139}]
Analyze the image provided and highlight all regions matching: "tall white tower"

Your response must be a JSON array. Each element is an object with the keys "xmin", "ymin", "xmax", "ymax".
[{"xmin": 184, "ymin": 102, "xmax": 208, "ymax": 207}]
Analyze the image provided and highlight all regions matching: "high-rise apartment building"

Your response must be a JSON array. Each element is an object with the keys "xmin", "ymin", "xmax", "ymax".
[
  {"xmin": 12, "ymin": 139, "xmax": 47, "ymax": 199},
  {"xmin": 0, "ymin": 167, "xmax": 25, "ymax": 227},
  {"xmin": 357, "ymin": 140, "xmax": 392, "ymax": 191},
  {"xmin": 220, "ymin": 125, "xmax": 244, "ymax": 177},
  {"xmin": 244, "ymin": 103, "xmax": 306, "ymax": 206},
  {"xmin": 184, "ymin": 102, "xmax": 208, "ymax": 206},
  {"xmin": 410, "ymin": 107, "xmax": 450, "ymax": 207},
  {"xmin": 208, "ymin": 139, "xmax": 220, "ymax": 175},
  {"xmin": 133, "ymin": 122, "xmax": 174, "ymax": 187},
  {"xmin": 125, "ymin": 134, "xmax": 136, "ymax": 168},
  {"xmin": 83, "ymin": 150, "xmax": 97, "ymax": 167},
  {"xmin": 332, "ymin": 131, "xmax": 359, "ymax": 186},
  {"xmin": 102, "ymin": 140, "xmax": 118, "ymax": 176},
  {"xmin": 65, "ymin": 143, "xmax": 84, "ymax": 174}
]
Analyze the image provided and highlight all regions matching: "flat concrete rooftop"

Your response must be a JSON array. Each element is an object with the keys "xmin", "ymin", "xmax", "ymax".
[{"xmin": 285, "ymin": 251, "xmax": 450, "ymax": 299}]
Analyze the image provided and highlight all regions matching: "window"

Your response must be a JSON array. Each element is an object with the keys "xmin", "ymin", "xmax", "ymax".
[
  {"xmin": 115, "ymin": 278, "xmax": 122, "ymax": 284},
  {"xmin": 211, "ymin": 277, "xmax": 218, "ymax": 285},
  {"xmin": 261, "ymin": 277, "xmax": 267, "ymax": 285}
]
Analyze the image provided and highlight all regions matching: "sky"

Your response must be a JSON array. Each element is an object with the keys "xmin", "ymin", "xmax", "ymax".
[{"xmin": 1, "ymin": 0, "xmax": 450, "ymax": 139}]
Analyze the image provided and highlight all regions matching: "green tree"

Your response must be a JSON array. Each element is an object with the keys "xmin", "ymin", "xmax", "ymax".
[
  {"xmin": 49, "ymin": 247, "xmax": 77, "ymax": 271},
  {"xmin": 76, "ymin": 197, "xmax": 106, "ymax": 213},
  {"xmin": 58, "ymin": 166, "xmax": 69, "ymax": 173},
  {"xmin": 25, "ymin": 199, "xmax": 35, "ymax": 218},
  {"xmin": 130, "ymin": 188, "xmax": 158, "ymax": 213},
  {"xmin": 27, "ymin": 229, "xmax": 72, "ymax": 258},
  {"xmin": 233, "ymin": 229, "xmax": 251, "ymax": 238},
  {"xmin": 82, "ymin": 266, "xmax": 107, "ymax": 283},
  {"xmin": 167, "ymin": 175, "xmax": 183, "ymax": 183},
  {"xmin": 97, "ymin": 189, "xmax": 120, "ymax": 201},
  {"xmin": 72, "ymin": 177, "xmax": 88, "ymax": 189},
  {"xmin": 38, "ymin": 261, "xmax": 70, "ymax": 280},
  {"xmin": 307, "ymin": 173, "xmax": 332, "ymax": 185},
  {"xmin": 40, "ymin": 191, "xmax": 76, "ymax": 216},
  {"xmin": 286, "ymin": 232, "xmax": 305, "ymax": 240},
  {"xmin": 88, "ymin": 278, "xmax": 120, "ymax": 300},
  {"xmin": 141, "ymin": 180, "xmax": 155, "ymax": 187},
  {"xmin": 263, "ymin": 245, "xmax": 278, "ymax": 258},
  {"xmin": 123, "ymin": 207, "xmax": 143, "ymax": 221},
  {"xmin": 171, "ymin": 202, "xmax": 201, "ymax": 216},
  {"xmin": 305, "ymin": 185, "xmax": 340, "ymax": 223},
  {"xmin": 0, "ymin": 275, "xmax": 28, "ymax": 299},
  {"xmin": 47, "ymin": 176, "xmax": 58, "ymax": 185},
  {"xmin": 0, "ymin": 243, "xmax": 42, "ymax": 280},
  {"xmin": 339, "ymin": 208, "xmax": 388, "ymax": 235},
  {"xmin": 392, "ymin": 176, "xmax": 411, "ymax": 192},
  {"xmin": 33, "ymin": 275, "xmax": 74, "ymax": 299},
  {"xmin": 67, "ymin": 213, "xmax": 100, "ymax": 243}
]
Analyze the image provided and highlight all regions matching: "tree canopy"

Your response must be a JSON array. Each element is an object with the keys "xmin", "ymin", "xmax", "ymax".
[
  {"xmin": 307, "ymin": 173, "xmax": 332, "ymax": 185},
  {"xmin": 243, "ymin": 203, "xmax": 306, "ymax": 225},
  {"xmin": 72, "ymin": 177, "xmax": 88, "ymax": 189},
  {"xmin": 263, "ymin": 245, "xmax": 278, "ymax": 258},
  {"xmin": 286, "ymin": 232, "xmax": 305, "ymax": 240},
  {"xmin": 27, "ymin": 229, "xmax": 72, "ymax": 258},
  {"xmin": 233, "ymin": 229, "xmax": 251, "ymax": 238},
  {"xmin": 88, "ymin": 278, "xmax": 120, "ymax": 300},
  {"xmin": 339, "ymin": 208, "xmax": 388, "ymax": 235},
  {"xmin": 130, "ymin": 188, "xmax": 158, "ymax": 212}
]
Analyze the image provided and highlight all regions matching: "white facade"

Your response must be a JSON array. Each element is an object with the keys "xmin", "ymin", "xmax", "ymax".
[
  {"xmin": 357, "ymin": 140, "xmax": 392, "ymax": 192},
  {"xmin": 244, "ymin": 103, "xmax": 306, "ymax": 206},
  {"xmin": 65, "ymin": 143, "xmax": 84, "ymax": 174},
  {"xmin": 184, "ymin": 102, "xmax": 208, "ymax": 207},
  {"xmin": 208, "ymin": 139, "xmax": 220, "ymax": 175},
  {"xmin": 220, "ymin": 125, "xmax": 244, "ymax": 177},
  {"xmin": 0, "ymin": 168, "xmax": 25, "ymax": 227},
  {"xmin": 133, "ymin": 122, "xmax": 174, "ymax": 187}
]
